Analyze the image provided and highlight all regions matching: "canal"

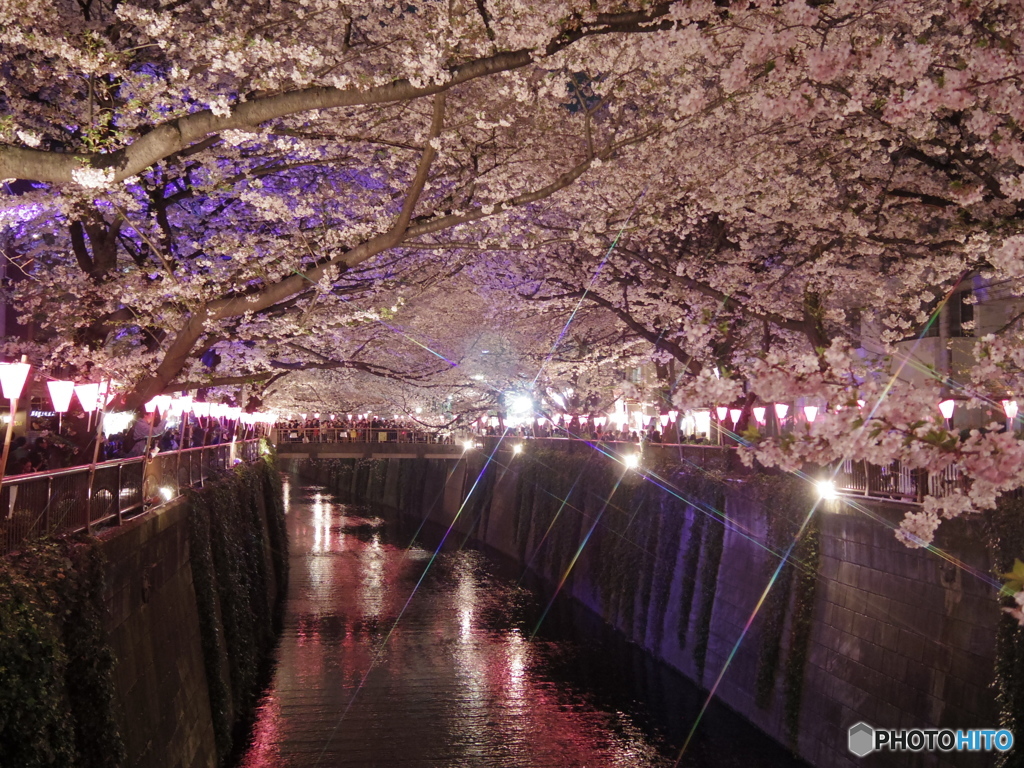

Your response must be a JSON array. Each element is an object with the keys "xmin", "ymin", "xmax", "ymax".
[{"xmin": 237, "ymin": 478, "xmax": 806, "ymax": 768}]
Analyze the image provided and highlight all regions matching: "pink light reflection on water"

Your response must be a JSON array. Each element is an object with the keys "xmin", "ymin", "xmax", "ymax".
[{"xmin": 237, "ymin": 487, "xmax": 672, "ymax": 768}]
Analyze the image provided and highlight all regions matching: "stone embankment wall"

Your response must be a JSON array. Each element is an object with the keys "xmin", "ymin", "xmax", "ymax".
[
  {"xmin": 0, "ymin": 459, "xmax": 287, "ymax": 768},
  {"xmin": 298, "ymin": 447, "xmax": 1009, "ymax": 768}
]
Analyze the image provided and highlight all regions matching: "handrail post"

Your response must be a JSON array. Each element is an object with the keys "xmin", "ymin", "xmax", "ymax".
[
  {"xmin": 44, "ymin": 475, "xmax": 51, "ymax": 534},
  {"xmin": 116, "ymin": 462, "xmax": 123, "ymax": 526}
]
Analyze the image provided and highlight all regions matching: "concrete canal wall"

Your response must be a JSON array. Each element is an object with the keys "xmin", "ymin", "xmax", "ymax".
[
  {"xmin": 0, "ymin": 460, "xmax": 287, "ymax": 768},
  {"xmin": 297, "ymin": 446, "xmax": 1007, "ymax": 768}
]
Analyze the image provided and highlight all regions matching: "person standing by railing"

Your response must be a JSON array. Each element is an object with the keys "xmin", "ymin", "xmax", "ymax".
[{"xmin": 127, "ymin": 409, "xmax": 167, "ymax": 458}]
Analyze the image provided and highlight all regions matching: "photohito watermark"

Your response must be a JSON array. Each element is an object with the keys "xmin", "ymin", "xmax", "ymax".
[{"xmin": 848, "ymin": 722, "xmax": 1013, "ymax": 757}]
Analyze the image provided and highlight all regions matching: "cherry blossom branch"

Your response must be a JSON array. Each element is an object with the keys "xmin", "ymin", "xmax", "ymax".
[{"xmin": 0, "ymin": 5, "xmax": 678, "ymax": 184}]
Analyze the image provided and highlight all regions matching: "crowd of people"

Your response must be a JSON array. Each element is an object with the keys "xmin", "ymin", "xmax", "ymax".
[
  {"xmin": 275, "ymin": 413, "xmax": 715, "ymax": 446},
  {"xmin": 6, "ymin": 411, "xmax": 266, "ymax": 476},
  {"xmin": 277, "ymin": 416, "xmax": 452, "ymax": 443}
]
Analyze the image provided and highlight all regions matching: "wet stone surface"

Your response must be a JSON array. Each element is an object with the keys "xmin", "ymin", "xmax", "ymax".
[{"xmin": 237, "ymin": 479, "xmax": 805, "ymax": 768}]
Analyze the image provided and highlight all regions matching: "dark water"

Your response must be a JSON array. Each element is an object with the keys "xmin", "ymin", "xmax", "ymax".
[{"xmin": 237, "ymin": 479, "xmax": 805, "ymax": 768}]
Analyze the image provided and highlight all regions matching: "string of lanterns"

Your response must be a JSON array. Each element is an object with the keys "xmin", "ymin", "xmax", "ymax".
[{"xmin": 483, "ymin": 397, "xmax": 1021, "ymax": 433}]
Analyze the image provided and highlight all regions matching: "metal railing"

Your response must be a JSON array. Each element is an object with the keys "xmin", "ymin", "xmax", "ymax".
[
  {"xmin": 272, "ymin": 429, "xmax": 970, "ymax": 506},
  {"xmin": 274, "ymin": 427, "xmax": 453, "ymax": 444},
  {"xmin": 1, "ymin": 439, "xmax": 263, "ymax": 556},
  {"xmin": 832, "ymin": 458, "xmax": 966, "ymax": 503}
]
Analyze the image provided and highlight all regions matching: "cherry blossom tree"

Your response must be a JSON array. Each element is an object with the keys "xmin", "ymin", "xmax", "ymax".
[{"xmin": 4, "ymin": 0, "xmax": 1024, "ymax": 543}]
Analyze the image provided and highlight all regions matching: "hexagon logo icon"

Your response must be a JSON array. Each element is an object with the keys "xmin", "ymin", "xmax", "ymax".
[{"xmin": 848, "ymin": 722, "xmax": 875, "ymax": 757}]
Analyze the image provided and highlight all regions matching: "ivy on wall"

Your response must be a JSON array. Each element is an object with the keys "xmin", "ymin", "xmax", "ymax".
[
  {"xmin": 753, "ymin": 476, "xmax": 807, "ymax": 709},
  {"xmin": 990, "ymin": 496, "xmax": 1024, "ymax": 768},
  {"xmin": 188, "ymin": 459, "xmax": 288, "ymax": 765},
  {"xmin": 0, "ymin": 537, "xmax": 124, "ymax": 768},
  {"xmin": 784, "ymin": 513, "xmax": 819, "ymax": 746}
]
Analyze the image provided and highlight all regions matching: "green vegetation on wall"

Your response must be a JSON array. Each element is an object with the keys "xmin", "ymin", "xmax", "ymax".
[
  {"xmin": 188, "ymin": 459, "xmax": 288, "ymax": 764},
  {"xmin": 753, "ymin": 476, "xmax": 809, "ymax": 709},
  {"xmin": 784, "ymin": 513, "xmax": 820, "ymax": 745},
  {"xmin": 990, "ymin": 495, "xmax": 1024, "ymax": 768},
  {"xmin": 0, "ymin": 537, "xmax": 124, "ymax": 768}
]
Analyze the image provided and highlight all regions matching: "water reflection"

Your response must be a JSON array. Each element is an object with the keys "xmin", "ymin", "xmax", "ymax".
[{"xmin": 238, "ymin": 481, "xmax": 804, "ymax": 768}]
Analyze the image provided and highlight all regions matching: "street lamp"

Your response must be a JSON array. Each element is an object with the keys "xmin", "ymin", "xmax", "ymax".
[{"xmin": 816, "ymin": 479, "xmax": 838, "ymax": 502}]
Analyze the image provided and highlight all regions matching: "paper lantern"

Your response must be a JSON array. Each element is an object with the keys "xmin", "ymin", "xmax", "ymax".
[
  {"xmin": 74, "ymin": 382, "xmax": 102, "ymax": 412},
  {"xmin": 716, "ymin": 406, "xmax": 728, "ymax": 421},
  {"xmin": 753, "ymin": 406, "xmax": 766, "ymax": 425},
  {"xmin": 774, "ymin": 403, "xmax": 789, "ymax": 420},
  {"xmin": 0, "ymin": 362, "xmax": 30, "ymax": 400},
  {"xmin": 803, "ymin": 405, "xmax": 818, "ymax": 423},
  {"xmin": 47, "ymin": 380, "xmax": 76, "ymax": 413},
  {"xmin": 938, "ymin": 399, "xmax": 955, "ymax": 419},
  {"xmin": 729, "ymin": 408, "xmax": 742, "ymax": 424},
  {"xmin": 1002, "ymin": 400, "xmax": 1018, "ymax": 421}
]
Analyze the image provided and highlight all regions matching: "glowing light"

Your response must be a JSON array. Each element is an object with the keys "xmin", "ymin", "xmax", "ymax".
[
  {"xmin": 729, "ymin": 408, "xmax": 742, "ymax": 424},
  {"xmin": 816, "ymin": 479, "xmax": 838, "ymax": 501},
  {"xmin": 659, "ymin": 414, "xmax": 669, "ymax": 427},
  {"xmin": 668, "ymin": 409, "xmax": 678, "ymax": 421},
  {"xmin": 716, "ymin": 406, "xmax": 728, "ymax": 421},
  {"xmin": 74, "ymin": 383, "xmax": 102, "ymax": 412},
  {"xmin": 415, "ymin": 407, "xmax": 422, "ymax": 414},
  {"xmin": 512, "ymin": 444, "xmax": 523, "ymax": 455},
  {"xmin": 857, "ymin": 399, "xmax": 866, "ymax": 410},
  {"xmin": 803, "ymin": 405, "xmax": 818, "ymax": 423},
  {"xmin": 938, "ymin": 399, "xmax": 956, "ymax": 420},
  {"xmin": 159, "ymin": 486, "xmax": 175, "ymax": 502},
  {"xmin": 47, "ymin": 380, "xmax": 76, "ymax": 413},
  {"xmin": 774, "ymin": 402, "xmax": 789, "ymax": 420},
  {"xmin": 753, "ymin": 406, "xmax": 766, "ymax": 425},
  {"xmin": 0, "ymin": 362, "xmax": 30, "ymax": 400},
  {"xmin": 507, "ymin": 393, "xmax": 533, "ymax": 416},
  {"xmin": 623, "ymin": 454, "xmax": 640, "ymax": 469},
  {"xmin": 694, "ymin": 410, "xmax": 711, "ymax": 436},
  {"xmin": 102, "ymin": 411, "xmax": 135, "ymax": 436},
  {"xmin": 462, "ymin": 440, "xmax": 474, "ymax": 451},
  {"xmin": 1002, "ymin": 400, "xmax": 1018, "ymax": 421}
]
